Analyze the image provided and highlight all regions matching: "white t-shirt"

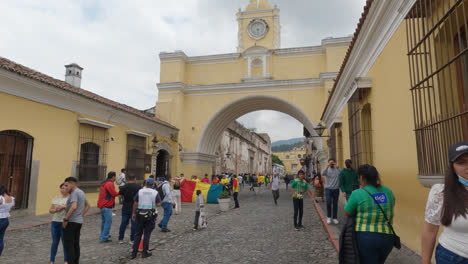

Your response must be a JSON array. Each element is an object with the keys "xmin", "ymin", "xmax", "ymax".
[
  {"xmin": 0, "ymin": 196, "xmax": 15, "ymax": 218},
  {"xmin": 271, "ymin": 177, "xmax": 280, "ymax": 191},
  {"xmin": 117, "ymin": 173, "xmax": 126, "ymax": 187},
  {"xmin": 425, "ymin": 184, "xmax": 468, "ymax": 258},
  {"xmin": 238, "ymin": 176, "xmax": 243, "ymax": 184}
]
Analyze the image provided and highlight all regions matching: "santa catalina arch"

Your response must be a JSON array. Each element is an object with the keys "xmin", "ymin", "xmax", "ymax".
[{"xmin": 156, "ymin": 0, "xmax": 351, "ymax": 176}]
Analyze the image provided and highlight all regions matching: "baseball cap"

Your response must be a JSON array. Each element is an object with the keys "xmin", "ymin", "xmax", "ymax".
[
  {"xmin": 448, "ymin": 142, "xmax": 468, "ymax": 162},
  {"xmin": 146, "ymin": 178, "xmax": 155, "ymax": 185}
]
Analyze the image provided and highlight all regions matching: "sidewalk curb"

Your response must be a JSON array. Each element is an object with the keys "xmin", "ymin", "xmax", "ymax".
[
  {"xmin": 7, "ymin": 208, "xmax": 121, "ymax": 233},
  {"xmin": 312, "ymin": 200, "xmax": 339, "ymax": 252}
]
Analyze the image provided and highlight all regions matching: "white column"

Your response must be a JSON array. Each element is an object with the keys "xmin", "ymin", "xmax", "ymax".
[
  {"xmin": 262, "ymin": 55, "xmax": 267, "ymax": 76},
  {"xmin": 247, "ymin": 57, "xmax": 252, "ymax": 77}
]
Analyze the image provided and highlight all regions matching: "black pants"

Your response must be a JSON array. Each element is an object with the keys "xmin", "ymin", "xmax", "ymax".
[
  {"xmin": 194, "ymin": 211, "xmax": 200, "ymax": 228},
  {"xmin": 233, "ymin": 192, "xmax": 239, "ymax": 208},
  {"xmin": 272, "ymin": 190, "xmax": 280, "ymax": 202},
  {"xmin": 293, "ymin": 198, "xmax": 304, "ymax": 227},
  {"xmin": 132, "ymin": 216, "xmax": 156, "ymax": 254},
  {"xmin": 63, "ymin": 222, "xmax": 82, "ymax": 264}
]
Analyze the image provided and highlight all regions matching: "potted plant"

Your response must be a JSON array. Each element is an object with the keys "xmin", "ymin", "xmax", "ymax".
[
  {"xmin": 252, "ymin": 182, "xmax": 259, "ymax": 194},
  {"xmin": 218, "ymin": 190, "xmax": 231, "ymax": 212}
]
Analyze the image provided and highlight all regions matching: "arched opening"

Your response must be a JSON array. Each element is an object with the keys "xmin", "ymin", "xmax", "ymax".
[
  {"xmin": 156, "ymin": 150, "xmax": 170, "ymax": 181},
  {"xmin": 197, "ymin": 95, "xmax": 324, "ymax": 158},
  {"xmin": 0, "ymin": 130, "xmax": 34, "ymax": 209}
]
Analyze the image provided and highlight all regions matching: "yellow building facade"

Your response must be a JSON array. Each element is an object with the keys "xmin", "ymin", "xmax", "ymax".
[
  {"xmin": 156, "ymin": 0, "xmax": 350, "ymax": 178},
  {"xmin": 273, "ymin": 146, "xmax": 306, "ymax": 175},
  {"xmin": 0, "ymin": 58, "xmax": 179, "ymax": 215},
  {"xmin": 320, "ymin": 0, "xmax": 468, "ymax": 255}
]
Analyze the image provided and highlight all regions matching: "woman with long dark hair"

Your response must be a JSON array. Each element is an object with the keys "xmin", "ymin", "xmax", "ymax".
[
  {"xmin": 422, "ymin": 142, "xmax": 468, "ymax": 263},
  {"xmin": 0, "ymin": 183, "xmax": 15, "ymax": 256},
  {"xmin": 344, "ymin": 164, "xmax": 396, "ymax": 264}
]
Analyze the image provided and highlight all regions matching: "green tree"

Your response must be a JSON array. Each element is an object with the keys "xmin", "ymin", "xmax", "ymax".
[{"xmin": 271, "ymin": 154, "xmax": 284, "ymax": 166}]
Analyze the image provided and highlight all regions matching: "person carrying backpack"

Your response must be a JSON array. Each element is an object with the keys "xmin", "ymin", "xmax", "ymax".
[{"xmin": 157, "ymin": 176, "xmax": 175, "ymax": 232}]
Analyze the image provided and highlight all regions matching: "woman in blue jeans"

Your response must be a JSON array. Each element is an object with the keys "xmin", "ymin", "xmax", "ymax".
[
  {"xmin": 344, "ymin": 165, "xmax": 396, "ymax": 264},
  {"xmin": 422, "ymin": 142, "xmax": 468, "ymax": 264},
  {"xmin": 0, "ymin": 183, "xmax": 15, "ymax": 257},
  {"xmin": 48, "ymin": 183, "xmax": 69, "ymax": 264}
]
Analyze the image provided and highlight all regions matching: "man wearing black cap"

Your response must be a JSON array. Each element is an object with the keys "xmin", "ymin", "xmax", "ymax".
[
  {"xmin": 131, "ymin": 178, "xmax": 162, "ymax": 259},
  {"xmin": 339, "ymin": 159, "xmax": 359, "ymax": 202}
]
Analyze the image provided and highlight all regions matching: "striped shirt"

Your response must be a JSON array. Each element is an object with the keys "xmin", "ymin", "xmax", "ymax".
[{"xmin": 344, "ymin": 185, "xmax": 395, "ymax": 234}]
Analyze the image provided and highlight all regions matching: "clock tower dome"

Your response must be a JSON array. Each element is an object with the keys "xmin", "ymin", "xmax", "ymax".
[{"xmin": 237, "ymin": 0, "xmax": 280, "ymax": 52}]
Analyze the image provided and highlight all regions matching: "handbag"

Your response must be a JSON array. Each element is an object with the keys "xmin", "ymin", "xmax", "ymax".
[{"xmin": 363, "ymin": 188, "xmax": 401, "ymax": 249}]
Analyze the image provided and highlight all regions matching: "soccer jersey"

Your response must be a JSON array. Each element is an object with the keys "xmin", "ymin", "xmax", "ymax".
[
  {"xmin": 344, "ymin": 185, "xmax": 395, "ymax": 234},
  {"xmin": 290, "ymin": 178, "xmax": 309, "ymax": 199}
]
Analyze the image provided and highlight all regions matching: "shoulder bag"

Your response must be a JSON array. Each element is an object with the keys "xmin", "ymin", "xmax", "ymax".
[{"xmin": 362, "ymin": 188, "xmax": 401, "ymax": 249}]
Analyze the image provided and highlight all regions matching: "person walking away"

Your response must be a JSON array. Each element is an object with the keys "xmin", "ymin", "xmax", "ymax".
[
  {"xmin": 193, "ymin": 190, "xmax": 204, "ymax": 230},
  {"xmin": 0, "ymin": 183, "xmax": 14, "ymax": 256},
  {"xmin": 270, "ymin": 173, "xmax": 281, "ymax": 205},
  {"xmin": 284, "ymin": 174, "xmax": 291, "ymax": 190},
  {"xmin": 62, "ymin": 177, "xmax": 90, "ymax": 264},
  {"xmin": 421, "ymin": 142, "xmax": 468, "ymax": 264},
  {"xmin": 344, "ymin": 165, "xmax": 396, "ymax": 264},
  {"xmin": 290, "ymin": 170, "xmax": 314, "ymax": 231},
  {"xmin": 97, "ymin": 171, "xmax": 119, "ymax": 242},
  {"xmin": 339, "ymin": 159, "xmax": 359, "ymax": 201},
  {"xmin": 322, "ymin": 158, "xmax": 341, "ymax": 225},
  {"xmin": 172, "ymin": 176, "xmax": 182, "ymax": 215},
  {"xmin": 49, "ymin": 183, "xmax": 69, "ymax": 264},
  {"xmin": 118, "ymin": 174, "xmax": 140, "ymax": 244},
  {"xmin": 238, "ymin": 174, "xmax": 244, "ymax": 191},
  {"xmin": 201, "ymin": 174, "xmax": 210, "ymax": 184},
  {"xmin": 116, "ymin": 168, "xmax": 126, "ymax": 206},
  {"xmin": 158, "ymin": 176, "xmax": 175, "ymax": 232},
  {"xmin": 233, "ymin": 175, "xmax": 240, "ymax": 209},
  {"xmin": 131, "ymin": 178, "xmax": 162, "ymax": 259}
]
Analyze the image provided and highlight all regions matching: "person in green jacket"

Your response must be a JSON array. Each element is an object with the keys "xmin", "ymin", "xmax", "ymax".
[{"xmin": 339, "ymin": 159, "xmax": 359, "ymax": 201}]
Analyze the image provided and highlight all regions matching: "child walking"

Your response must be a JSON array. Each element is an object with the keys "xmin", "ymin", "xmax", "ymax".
[{"xmin": 193, "ymin": 190, "xmax": 206, "ymax": 230}]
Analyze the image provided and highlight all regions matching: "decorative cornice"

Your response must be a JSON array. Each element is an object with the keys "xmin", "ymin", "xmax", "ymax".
[
  {"xmin": 274, "ymin": 46, "xmax": 324, "ymax": 55},
  {"xmin": 159, "ymin": 51, "xmax": 188, "ymax": 61},
  {"xmin": 180, "ymin": 152, "xmax": 217, "ymax": 165},
  {"xmin": 321, "ymin": 37, "xmax": 353, "ymax": 47},
  {"xmin": 78, "ymin": 118, "xmax": 114, "ymax": 129},
  {"xmin": 187, "ymin": 53, "xmax": 240, "ymax": 63},
  {"xmin": 126, "ymin": 130, "xmax": 152, "ymax": 138},
  {"xmin": 319, "ymin": 72, "xmax": 339, "ymax": 81},
  {"xmin": 237, "ymin": 9, "xmax": 277, "ymax": 16},
  {"xmin": 322, "ymin": 0, "xmax": 416, "ymax": 125}
]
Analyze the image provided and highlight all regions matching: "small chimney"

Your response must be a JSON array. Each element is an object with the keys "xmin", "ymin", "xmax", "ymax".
[{"xmin": 65, "ymin": 63, "xmax": 83, "ymax": 88}]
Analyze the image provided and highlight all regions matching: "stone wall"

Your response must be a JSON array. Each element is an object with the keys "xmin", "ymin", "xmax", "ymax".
[{"xmin": 214, "ymin": 121, "xmax": 271, "ymax": 175}]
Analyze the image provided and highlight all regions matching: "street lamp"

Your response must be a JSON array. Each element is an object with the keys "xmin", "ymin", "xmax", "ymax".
[{"xmin": 311, "ymin": 122, "xmax": 329, "ymax": 138}]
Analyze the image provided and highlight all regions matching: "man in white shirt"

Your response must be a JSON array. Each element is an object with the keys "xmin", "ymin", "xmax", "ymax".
[
  {"xmin": 238, "ymin": 175, "xmax": 243, "ymax": 191},
  {"xmin": 117, "ymin": 168, "xmax": 127, "ymax": 187},
  {"xmin": 158, "ymin": 176, "xmax": 175, "ymax": 232},
  {"xmin": 270, "ymin": 173, "xmax": 281, "ymax": 205}
]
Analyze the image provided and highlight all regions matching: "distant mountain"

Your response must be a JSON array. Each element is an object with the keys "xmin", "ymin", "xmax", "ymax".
[
  {"xmin": 271, "ymin": 137, "xmax": 304, "ymax": 147},
  {"xmin": 271, "ymin": 137, "xmax": 305, "ymax": 152}
]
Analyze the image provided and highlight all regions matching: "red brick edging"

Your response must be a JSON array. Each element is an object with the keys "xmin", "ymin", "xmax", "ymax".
[
  {"xmin": 312, "ymin": 200, "xmax": 339, "ymax": 252},
  {"xmin": 7, "ymin": 208, "xmax": 121, "ymax": 232}
]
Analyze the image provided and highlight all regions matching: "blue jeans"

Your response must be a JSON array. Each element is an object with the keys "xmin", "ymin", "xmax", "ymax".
[
  {"xmin": 50, "ymin": 221, "xmax": 68, "ymax": 262},
  {"xmin": 159, "ymin": 202, "xmax": 173, "ymax": 230},
  {"xmin": 119, "ymin": 210, "xmax": 136, "ymax": 241},
  {"xmin": 325, "ymin": 188, "xmax": 340, "ymax": 219},
  {"xmin": 100, "ymin": 207, "xmax": 113, "ymax": 241},
  {"xmin": 436, "ymin": 244, "xmax": 468, "ymax": 264},
  {"xmin": 0, "ymin": 218, "xmax": 9, "ymax": 256},
  {"xmin": 356, "ymin": 231, "xmax": 394, "ymax": 264}
]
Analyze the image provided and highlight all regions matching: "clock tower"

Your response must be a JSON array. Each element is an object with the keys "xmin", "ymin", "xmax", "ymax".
[{"xmin": 237, "ymin": 0, "xmax": 280, "ymax": 52}]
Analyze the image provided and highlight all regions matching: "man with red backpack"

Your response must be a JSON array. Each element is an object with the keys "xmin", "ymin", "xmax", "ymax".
[{"xmin": 97, "ymin": 171, "xmax": 119, "ymax": 242}]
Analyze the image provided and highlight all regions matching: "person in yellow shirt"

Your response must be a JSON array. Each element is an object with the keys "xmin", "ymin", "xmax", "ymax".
[
  {"xmin": 220, "ymin": 175, "xmax": 229, "ymax": 186},
  {"xmin": 233, "ymin": 175, "xmax": 239, "ymax": 209},
  {"xmin": 192, "ymin": 175, "xmax": 200, "ymax": 183}
]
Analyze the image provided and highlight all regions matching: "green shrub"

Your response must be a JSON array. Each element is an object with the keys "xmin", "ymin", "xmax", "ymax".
[{"xmin": 219, "ymin": 190, "xmax": 231, "ymax": 199}]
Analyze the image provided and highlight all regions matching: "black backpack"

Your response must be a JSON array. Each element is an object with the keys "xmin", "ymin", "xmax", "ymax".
[{"xmin": 157, "ymin": 182, "xmax": 167, "ymax": 201}]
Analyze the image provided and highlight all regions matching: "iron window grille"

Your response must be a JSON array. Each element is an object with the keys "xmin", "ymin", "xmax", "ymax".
[
  {"xmin": 77, "ymin": 124, "xmax": 108, "ymax": 182},
  {"xmin": 348, "ymin": 90, "xmax": 374, "ymax": 167},
  {"xmin": 406, "ymin": 0, "xmax": 468, "ymax": 176},
  {"xmin": 126, "ymin": 134, "xmax": 146, "ymax": 181}
]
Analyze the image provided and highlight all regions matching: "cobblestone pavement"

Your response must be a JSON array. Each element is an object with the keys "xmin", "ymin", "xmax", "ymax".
[
  {"xmin": 315, "ymin": 190, "xmax": 422, "ymax": 263},
  {"xmin": 3, "ymin": 186, "xmax": 337, "ymax": 264}
]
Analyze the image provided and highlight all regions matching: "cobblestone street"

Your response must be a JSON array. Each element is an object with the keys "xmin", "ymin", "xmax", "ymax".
[{"xmin": 3, "ymin": 186, "xmax": 337, "ymax": 264}]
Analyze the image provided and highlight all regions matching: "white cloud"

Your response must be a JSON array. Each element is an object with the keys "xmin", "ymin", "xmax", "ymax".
[{"xmin": 0, "ymin": 0, "xmax": 366, "ymax": 139}]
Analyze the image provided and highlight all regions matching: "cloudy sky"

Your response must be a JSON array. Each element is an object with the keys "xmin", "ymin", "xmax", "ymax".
[{"xmin": 0, "ymin": 0, "xmax": 366, "ymax": 142}]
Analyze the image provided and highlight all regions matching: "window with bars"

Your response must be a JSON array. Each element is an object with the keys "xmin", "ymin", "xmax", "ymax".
[
  {"xmin": 126, "ymin": 135, "xmax": 146, "ymax": 180},
  {"xmin": 77, "ymin": 124, "xmax": 108, "ymax": 182},
  {"xmin": 348, "ymin": 90, "xmax": 373, "ymax": 167},
  {"xmin": 328, "ymin": 123, "xmax": 337, "ymax": 160},
  {"xmin": 336, "ymin": 125, "xmax": 345, "ymax": 167},
  {"xmin": 406, "ymin": 0, "xmax": 468, "ymax": 176}
]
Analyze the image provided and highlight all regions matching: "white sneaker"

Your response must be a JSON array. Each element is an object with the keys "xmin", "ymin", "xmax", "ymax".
[
  {"xmin": 112, "ymin": 213, "xmax": 116, "ymax": 216},
  {"xmin": 333, "ymin": 219, "xmax": 339, "ymax": 225},
  {"xmin": 326, "ymin": 218, "xmax": 331, "ymax": 224}
]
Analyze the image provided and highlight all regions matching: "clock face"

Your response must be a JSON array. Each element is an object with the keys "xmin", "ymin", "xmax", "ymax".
[{"xmin": 248, "ymin": 19, "xmax": 269, "ymax": 40}]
